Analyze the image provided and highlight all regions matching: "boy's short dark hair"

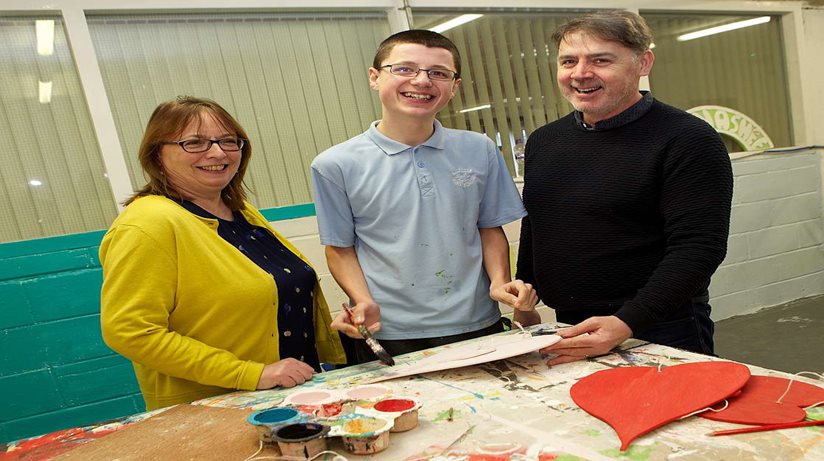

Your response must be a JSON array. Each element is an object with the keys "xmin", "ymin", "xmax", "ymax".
[
  {"xmin": 373, "ymin": 29, "xmax": 462, "ymax": 76},
  {"xmin": 551, "ymin": 10, "xmax": 653, "ymax": 56}
]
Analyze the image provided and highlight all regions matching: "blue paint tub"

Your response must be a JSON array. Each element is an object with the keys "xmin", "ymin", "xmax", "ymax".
[{"xmin": 247, "ymin": 407, "xmax": 303, "ymax": 442}]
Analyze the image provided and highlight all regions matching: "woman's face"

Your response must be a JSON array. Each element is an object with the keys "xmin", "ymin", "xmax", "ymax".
[{"xmin": 159, "ymin": 113, "xmax": 242, "ymax": 202}]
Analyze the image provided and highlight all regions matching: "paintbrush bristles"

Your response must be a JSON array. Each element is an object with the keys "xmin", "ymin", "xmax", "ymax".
[
  {"xmin": 342, "ymin": 303, "xmax": 395, "ymax": 366},
  {"xmin": 359, "ymin": 325, "xmax": 395, "ymax": 366}
]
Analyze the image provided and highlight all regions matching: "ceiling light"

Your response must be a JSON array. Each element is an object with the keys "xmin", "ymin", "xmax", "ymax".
[
  {"xmin": 677, "ymin": 16, "xmax": 770, "ymax": 42},
  {"xmin": 429, "ymin": 14, "xmax": 483, "ymax": 34},
  {"xmin": 459, "ymin": 104, "xmax": 491, "ymax": 114},
  {"xmin": 39, "ymin": 81, "xmax": 52, "ymax": 104},
  {"xmin": 29, "ymin": 180, "xmax": 43, "ymax": 187},
  {"xmin": 36, "ymin": 19, "xmax": 55, "ymax": 56}
]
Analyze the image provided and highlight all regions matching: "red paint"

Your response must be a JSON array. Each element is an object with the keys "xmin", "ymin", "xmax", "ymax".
[
  {"xmin": 295, "ymin": 402, "xmax": 342, "ymax": 417},
  {"xmin": 571, "ymin": 362, "xmax": 750, "ymax": 451},
  {"xmin": 374, "ymin": 399, "xmax": 415, "ymax": 412},
  {"xmin": 701, "ymin": 375, "xmax": 824, "ymax": 425},
  {"xmin": 1, "ymin": 425, "xmax": 121, "ymax": 461}
]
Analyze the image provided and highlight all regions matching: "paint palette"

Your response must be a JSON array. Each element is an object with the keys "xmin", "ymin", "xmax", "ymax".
[{"xmin": 254, "ymin": 386, "xmax": 425, "ymax": 455}]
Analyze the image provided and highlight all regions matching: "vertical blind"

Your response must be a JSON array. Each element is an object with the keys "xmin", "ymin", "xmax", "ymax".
[
  {"xmin": 0, "ymin": 9, "xmax": 798, "ymax": 244},
  {"xmin": 87, "ymin": 13, "xmax": 390, "ymax": 209},
  {"xmin": 416, "ymin": 10, "xmax": 793, "ymax": 162},
  {"xmin": 0, "ymin": 16, "xmax": 117, "ymax": 243},
  {"xmin": 415, "ymin": 12, "xmax": 580, "ymax": 176}
]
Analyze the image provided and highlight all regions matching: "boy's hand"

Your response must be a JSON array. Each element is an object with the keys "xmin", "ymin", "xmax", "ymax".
[
  {"xmin": 331, "ymin": 301, "xmax": 382, "ymax": 338},
  {"xmin": 490, "ymin": 279, "xmax": 538, "ymax": 311}
]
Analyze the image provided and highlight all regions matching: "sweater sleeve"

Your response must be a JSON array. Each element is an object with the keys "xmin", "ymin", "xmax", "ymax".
[
  {"xmin": 100, "ymin": 224, "xmax": 263, "ymax": 391},
  {"xmin": 515, "ymin": 136, "xmax": 537, "ymax": 288},
  {"xmin": 614, "ymin": 123, "xmax": 733, "ymax": 333}
]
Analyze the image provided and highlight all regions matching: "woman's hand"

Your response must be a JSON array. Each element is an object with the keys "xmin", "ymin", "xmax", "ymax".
[{"xmin": 256, "ymin": 358, "xmax": 315, "ymax": 389}]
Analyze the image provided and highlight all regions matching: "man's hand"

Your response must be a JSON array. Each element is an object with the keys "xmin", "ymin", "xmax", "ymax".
[
  {"xmin": 330, "ymin": 301, "xmax": 382, "ymax": 339},
  {"xmin": 257, "ymin": 358, "xmax": 315, "ymax": 389},
  {"xmin": 541, "ymin": 315, "xmax": 632, "ymax": 365}
]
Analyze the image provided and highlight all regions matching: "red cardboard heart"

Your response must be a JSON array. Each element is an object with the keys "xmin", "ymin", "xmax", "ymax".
[
  {"xmin": 701, "ymin": 375, "xmax": 824, "ymax": 425},
  {"xmin": 570, "ymin": 362, "xmax": 750, "ymax": 451}
]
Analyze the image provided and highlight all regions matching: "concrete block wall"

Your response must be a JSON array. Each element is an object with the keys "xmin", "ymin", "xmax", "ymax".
[
  {"xmin": 0, "ymin": 232, "xmax": 144, "ymax": 444},
  {"xmin": 709, "ymin": 149, "xmax": 824, "ymax": 318}
]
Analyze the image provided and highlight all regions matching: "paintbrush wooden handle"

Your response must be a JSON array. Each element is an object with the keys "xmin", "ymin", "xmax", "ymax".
[{"xmin": 710, "ymin": 419, "xmax": 824, "ymax": 436}]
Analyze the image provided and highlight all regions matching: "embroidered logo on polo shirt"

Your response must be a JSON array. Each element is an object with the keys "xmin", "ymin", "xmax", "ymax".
[{"xmin": 451, "ymin": 168, "xmax": 476, "ymax": 188}]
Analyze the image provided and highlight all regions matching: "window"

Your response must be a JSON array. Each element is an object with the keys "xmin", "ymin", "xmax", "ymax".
[
  {"xmin": 0, "ymin": 16, "xmax": 117, "ymax": 243},
  {"xmin": 414, "ymin": 10, "xmax": 794, "ymax": 165},
  {"xmin": 87, "ymin": 12, "xmax": 390, "ymax": 208},
  {"xmin": 413, "ymin": 11, "xmax": 589, "ymax": 176},
  {"xmin": 642, "ymin": 13, "xmax": 792, "ymax": 151}
]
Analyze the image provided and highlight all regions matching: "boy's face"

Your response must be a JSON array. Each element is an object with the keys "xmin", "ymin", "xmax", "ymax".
[{"xmin": 369, "ymin": 43, "xmax": 461, "ymax": 120}]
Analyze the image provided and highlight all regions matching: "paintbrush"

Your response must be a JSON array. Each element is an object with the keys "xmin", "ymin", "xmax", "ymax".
[{"xmin": 342, "ymin": 304, "xmax": 395, "ymax": 366}]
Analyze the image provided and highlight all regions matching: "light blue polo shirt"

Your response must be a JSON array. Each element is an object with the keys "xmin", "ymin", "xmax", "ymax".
[{"xmin": 311, "ymin": 120, "xmax": 526, "ymax": 340}]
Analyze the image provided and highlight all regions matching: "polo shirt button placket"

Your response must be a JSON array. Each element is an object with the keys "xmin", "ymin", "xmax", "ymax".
[{"xmin": 413, "ymin": 148, "xmax": 435, "ymax": 198}]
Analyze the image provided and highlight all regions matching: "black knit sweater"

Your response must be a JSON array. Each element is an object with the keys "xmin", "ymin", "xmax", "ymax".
[{"xmin": 516, "ymin": 94, "xmax": 733, "ymax": 334}]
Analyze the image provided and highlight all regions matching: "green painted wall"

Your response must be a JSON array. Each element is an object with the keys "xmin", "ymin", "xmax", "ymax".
[{"xmin": 0, "ymin": 203, "xmax": 315, "ymax": 444}]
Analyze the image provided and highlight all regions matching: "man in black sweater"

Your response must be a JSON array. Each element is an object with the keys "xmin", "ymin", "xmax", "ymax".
[{"xmin": 517, "ymin": 10, "xmax": 732, "ymax": 364}]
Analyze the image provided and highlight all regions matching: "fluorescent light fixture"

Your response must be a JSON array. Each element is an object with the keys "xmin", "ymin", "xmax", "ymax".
[
  {"xmin": 39, "ymin": 80, "xmax": 53, "ymax": 104},
  {"xmin": 36, "ymin": 20, "xmax": 55, "ymax": 56},
  {"xmin": 29, "ymin": 179, "xmax": 43, "ymax": 187},
  {"xmin": 677, "ymin": 16, "xmax": 770, "ymax": 42},
  {"xmin": 429, "ymin": 14, "xmax": 483, "ymax": 34},
  {"xmin": 459, "ymin": 104, "xmax": 491, "ymax": 114}
]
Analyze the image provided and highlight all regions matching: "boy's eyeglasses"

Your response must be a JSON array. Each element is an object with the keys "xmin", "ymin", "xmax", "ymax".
[{"xmin": 380, "ymin": 64, "xmax": 459, "ymax": 81}]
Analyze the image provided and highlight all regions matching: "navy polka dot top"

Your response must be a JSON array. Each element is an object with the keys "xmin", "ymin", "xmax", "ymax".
[{"xmin": 182, "ymin": 201, "xmax": 321, "ymax": 371}]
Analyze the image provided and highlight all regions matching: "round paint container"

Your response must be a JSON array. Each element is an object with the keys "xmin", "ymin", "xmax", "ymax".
[
  {"xmin": 339, "ymin": 416, "xmax": 392, "ymax": 455},
  {"xmin": 273, "ymin": 422, "xmax": 330, "ymax": 459},
  {"xmin": 247, "ymin": 407, "xmax": 302, "ymax": 442},
  {"xmin": 374, "ymin": 398, "xmax": 419, "ymax": 432}
]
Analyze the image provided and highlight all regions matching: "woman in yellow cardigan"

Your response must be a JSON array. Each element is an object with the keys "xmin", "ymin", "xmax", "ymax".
[{"xmin": 100, "ymin": 96, "xmax": 345, "ymax": 410}]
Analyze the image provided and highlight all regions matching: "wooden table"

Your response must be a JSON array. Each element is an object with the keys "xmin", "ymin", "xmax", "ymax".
[{"xmin": 4, "ymin": 323, "xmax": 823, "ymax": 460}]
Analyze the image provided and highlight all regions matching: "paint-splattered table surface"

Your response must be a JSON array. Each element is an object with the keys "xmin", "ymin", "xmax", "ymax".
[{"xmin": 4, "ymin": 323, "xmax": 823, "ymax": 460}]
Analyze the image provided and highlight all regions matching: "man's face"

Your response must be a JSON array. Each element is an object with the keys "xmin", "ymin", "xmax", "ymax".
[
  {"xmin": 556, "ymin": 31, "xmax": 654, "ymax": 125},
  {"xmin": 369, "ymin": 43, "xmax": 461, "ymax": 120}
]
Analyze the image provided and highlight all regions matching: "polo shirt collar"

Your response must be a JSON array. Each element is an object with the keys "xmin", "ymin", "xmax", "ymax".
[
  {"xmin": 573, "ymin": 91, "xmax": 654, "ymax": 131},
  {"xmin": 366, "ymin": 119, "xmax": 447, "ymax": 155}
]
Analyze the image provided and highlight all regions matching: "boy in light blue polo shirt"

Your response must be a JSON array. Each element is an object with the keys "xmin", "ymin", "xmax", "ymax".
[{"xmin": 311, "ymin": 30, "xmax": 540, "ymax": 363}]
